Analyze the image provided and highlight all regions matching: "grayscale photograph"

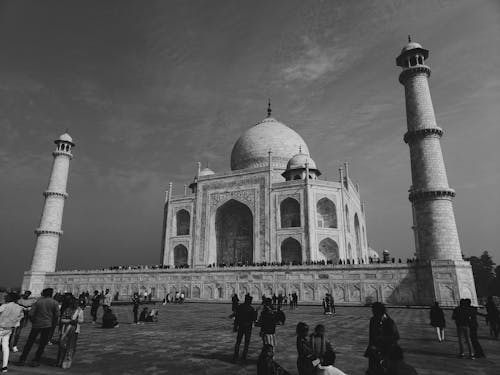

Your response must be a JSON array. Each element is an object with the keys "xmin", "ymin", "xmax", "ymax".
[{"xmin": 0, "ymin": 0, "xmax": 499, "ymax": 374}]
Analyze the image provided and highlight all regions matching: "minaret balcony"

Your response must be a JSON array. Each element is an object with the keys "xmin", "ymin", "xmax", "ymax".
[
  {"xmin": 34, "ymin": 228, "xmax": 63, "ymax": 236},
  {"xmin": 403, "ymin": 127, "xmax": 443, "ymax": 144},
  {"xmin": 399, "ymin": 65, "xmax": 431, "ymax": 84},
  {"xmin": 408, "ymin": 188, "xmax": 456, "ymax": 203},
  {"xmin": 43, "ymin": 190, "xmax": 68, "ymax": 199}
]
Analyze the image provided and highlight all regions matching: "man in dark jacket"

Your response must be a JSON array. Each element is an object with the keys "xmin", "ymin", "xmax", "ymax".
[
  {"xmin": 17, "ymin": 288, "xmax": 60, "ymax": 367},
  {"xmin": 365, "ymin": 302, "xmax": 400, "ymax": 375},
  {"xmin": 452, "ymin": 299, "xmax": 474, "ymax": 358},
  {"xmin": 233, "ymin": 294, "xmax": 257, "ymax": 362}
]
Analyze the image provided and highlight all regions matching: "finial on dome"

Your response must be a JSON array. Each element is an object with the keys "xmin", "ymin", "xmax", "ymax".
[
  {"xmin": 408, "ymin": 35, "xmax": 411, "ymax": 43},
  {"xmin": 267, "ymin": 98, "xmax": 272, "ymax": 118}
]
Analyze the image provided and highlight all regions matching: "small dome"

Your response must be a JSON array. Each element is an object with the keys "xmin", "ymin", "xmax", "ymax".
[
  {"xmin": 58, "ymin": 132, "xmax": 73, "ymax": 142},
  {"xmin": 199, "ymin": 167, "xmax": 215, "ymax": 177},
  {"xmin": 368, "ymin": 247, "xmax": 380, "ymax": 259},
  {"xmin": 286, "ymin": 153, "xmax": 318, "ymax": 170},
  {"xmin": 231, "ymin": 117, "xmax": 310, "ymax": 171},
  {"xmin": 401, "ymin": 42, "xmax": 422, "ymax": 54}
]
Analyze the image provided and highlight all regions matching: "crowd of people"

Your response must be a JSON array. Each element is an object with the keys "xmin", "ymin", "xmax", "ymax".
[
  {"xmin": 1, "ymin": 287, "xmax": 499, "ymax": 374},
  {"xmin": 57, "ymin": 257, "xmax": 429, "ymax": 275}
]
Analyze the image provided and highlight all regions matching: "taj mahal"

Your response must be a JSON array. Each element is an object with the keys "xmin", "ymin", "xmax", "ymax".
[{"xmin": 22, "ymin": 40, "xmax": 477, "ymax": 307}]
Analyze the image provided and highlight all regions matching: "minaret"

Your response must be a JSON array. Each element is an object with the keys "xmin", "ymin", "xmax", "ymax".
[
  {"xmin": 31, "ymin": 132, "xmax": 75, "ymax": 273},
  {"xmin": 397, "ymin": 38, "xmax": 461, "ymax": 262}
]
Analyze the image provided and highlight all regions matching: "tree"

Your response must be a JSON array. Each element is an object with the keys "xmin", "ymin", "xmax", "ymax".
[{"xmin": 466, "ymin": 251, "xmax": 496, "ymax": 298}]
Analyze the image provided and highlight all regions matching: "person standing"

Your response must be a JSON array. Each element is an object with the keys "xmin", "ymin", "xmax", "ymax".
[
  {"xmin": 364, "ymin": 302, "xmax": 400, "ymax": 375},
  {"xmin": 430, "ymin": 302, "xmax": 446, "ymax": 342},
  {"xmin": 296, "ymin": 322, "xmax": 317, "ymax": 375},
  {"xmin": 257, "ymin": 298, "xmax": 279, "ymax": 349},
  {"xmin": 132, "ymin": 293, "xmax": 140, "ymax": 324},
  {"xmin": 17, "ymin": 288, "xmax": 60, "ymax": 367},
  {"xmin": 57, "ymin": 298, "xmax": 84, "ymax": 368},
  {"xmin": 466, "ymin": 299, "xmax": 485, "ymax": 358},
  {"xmin": 292, "ymin": 293, "xmax": 298, "ymax": 309},
  {"xmin": 102, "ymin": 289, "xmax": 112, "ymax": 310},
  {"xmin": 452, "ymin": 299, "xmax": 474, "ymax": 359},
  {"xmin": 9, "ymin": 291, "xmax": 34, "ymax": 353},
  {"xmin": 233, "ymin": 294, "xmax": 257, "ymax": 363},
  {"xmin": 90, "ymin": 291, "xmax": 100, "ymax": 324},
  {"xmin": 329, "ymin": 294, "xmax": 336, "ymax": 315},
  {"xmin": 0, "ymin": 292, "xmax": 24, "ymax": 373},
  {"xmin": 485, "ymin": 296, "xmax": 499, "ymax": 338}
]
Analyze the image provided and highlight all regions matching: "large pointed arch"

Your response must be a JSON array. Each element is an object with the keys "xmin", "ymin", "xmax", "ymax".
[
  {"xmin": 316, "ymin": 198, "xmax": 337, "ymax": 228},
  {"xmin": 173, "ymin": 244, "xmax": 188, "ymax": 266},
  {"xmin": 281, "ymin": 237, "xmax": 302, "ymax": 264},
  {"xmin": 176, "ymin": 209, "xmax": 190, "ymax": 235},
  {"xmin": 318, "ymin": 238, "xmax": 339, "ymax": 263},
  {"xmin": 280, "ymin": 198, "xmax": 301, "ymax": 228},
  {"xmin": 354, "ymin": 213, "xmax": 361, "ymax": 258},
  {"xmin": 215, "ymin": 199, "xmax": 253, "ymax": 265}
]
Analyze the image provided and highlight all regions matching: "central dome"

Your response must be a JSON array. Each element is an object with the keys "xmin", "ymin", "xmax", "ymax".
[{"xmin": 231, "ymin": 117, "xmax": 310, "ymax": 171}]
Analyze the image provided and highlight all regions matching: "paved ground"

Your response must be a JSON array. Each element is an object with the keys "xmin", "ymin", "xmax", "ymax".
[{"xmin": 5, "ymin": 303, "xmax": 500, "ymax": 374}]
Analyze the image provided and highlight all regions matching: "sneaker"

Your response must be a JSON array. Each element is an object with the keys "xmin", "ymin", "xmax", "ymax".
[
  {"xmin": 1, "ymin": 367, "xmax": 7, "ymax": 373},
  {"xmin": 469, "ymin": 355, "xmax": 475, "ymax": 360},
  {"xmin": 12, "ymin": 346, "xmax": 18, "ymax": 353}
]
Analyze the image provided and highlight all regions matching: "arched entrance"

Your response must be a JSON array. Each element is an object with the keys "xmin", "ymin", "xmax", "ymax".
[
  {"xmin": 176, "ymin": 209, "xmax": 190, "ymax": 235},
  {"xmin": 318, "ymin": 238, "xmax": 339, "ymax": 263},
  {"xmin": 354, "ymin": 213, "xmax": 361, "ymax": 258},
  {"xmin": 281, "ymin": 237, "xmax": 302, "ymax": 264},
  {"xmin": 280, "ymin": 198, "xmax": 301, "ymax": 227},
  {"xmin": 173, "ymin": 244, "xmax": 188, "ymax": 266},
  {"xmin": 316, "ymin": 198, "xmax": 337, "ymax": 228},
  {"xmin": 215, "ymin": 199, "xmax": 253, "ymax": 265}
]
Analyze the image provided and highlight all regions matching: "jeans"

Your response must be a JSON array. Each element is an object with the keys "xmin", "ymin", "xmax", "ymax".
[
  {"xmin": 456, "ymin": 325, "xmax": 474, "ymax": 356},
  {"xmin": 234, "ymin": 326, "xmax": 252, "ymax": 360},
  {"xmin": 19, "ymin": 327, "xmax": 53, "ymax": 362}
]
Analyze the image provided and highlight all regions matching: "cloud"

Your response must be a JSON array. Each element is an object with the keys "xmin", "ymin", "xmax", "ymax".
[{"xmin": 282, "ymin": 36, "xmax": 350, "ymax": 82}]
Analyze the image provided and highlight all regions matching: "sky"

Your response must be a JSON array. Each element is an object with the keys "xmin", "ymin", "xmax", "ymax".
[{"xmin": 0, "ymin": 0, "xmax": 499, "ymax": 288}]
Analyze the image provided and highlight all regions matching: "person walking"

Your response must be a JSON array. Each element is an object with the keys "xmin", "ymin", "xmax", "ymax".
[
  {"xmin": 0, "ymin": 292, "xmax": 24, "ymax": 373},
  {"xmin": 90, "ymin": 291, "xmax": 100, "ymax": 324},
  {"xmin": 452, "ymin": 299, "xmax": 474, "ymax": 359},
  {"xmin": 9, "ymin": 291, "xmax": 34, "ymax": 353},
  {"xmin": 233, "ymin": 294, "xmax": 257, "ymax": 363},
  {"xmin": 485, "ymin": 296, "xmax": 499, "ymax": 338},
  {"xmin": 430, "ymin": 302, "xmax": 446, "ymax": 342},
  {"xmin": 132, "ymin": 292, "xmax": 141, "ymax": 324},
  {"xmin": 364, "ymin": 302, "xmax": 400, "ymax": 375},
  {"xmin": 17, "ymin": 288, "xmax": 60, "ymax": 367},
  {"xmin": 466, "ymin": 299, "xmax": 485, "ymax": 358},
  {"xmin": 57, "ymin": 297, "xmax": 84, "ymax": 368}
]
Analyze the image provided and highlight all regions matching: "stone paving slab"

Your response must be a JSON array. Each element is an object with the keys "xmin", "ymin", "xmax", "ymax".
[{"xmin": 5, "ymin": 304, "xmax": 500, "ymax": 374}]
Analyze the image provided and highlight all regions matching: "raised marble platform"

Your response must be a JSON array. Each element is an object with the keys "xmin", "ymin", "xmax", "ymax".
[{"xmin": 22, "ymin": 260, "xmax": 477, "ymax": 306}]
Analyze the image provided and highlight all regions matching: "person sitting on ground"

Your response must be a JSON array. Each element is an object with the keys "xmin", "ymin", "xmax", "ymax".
[
  {"xmin": 146, "ymin": 309, "xmax": 158, "ymax": 323},
  {"xmin": 102, "ymin": 307, "xmax": 119, "ymax": 328},
  {"xmin": 139, "ymin": 307, "xmax": 149, "ymax": 322},
  {"xmin": 257, "ymin": 344, "xmax": 291, "ymax": 375},
  {"xmin": 310, "ymin": 324, "xmax": 336, "ymax": 366},
  {"xmin": 385, "ymin": 345, "xmax": 417, "ymax": 375}
]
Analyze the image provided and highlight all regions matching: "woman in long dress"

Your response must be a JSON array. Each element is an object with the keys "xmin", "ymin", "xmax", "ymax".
[{"xmin": 57, "ymin": 297, "xmax": 84, "ymax": 369}]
